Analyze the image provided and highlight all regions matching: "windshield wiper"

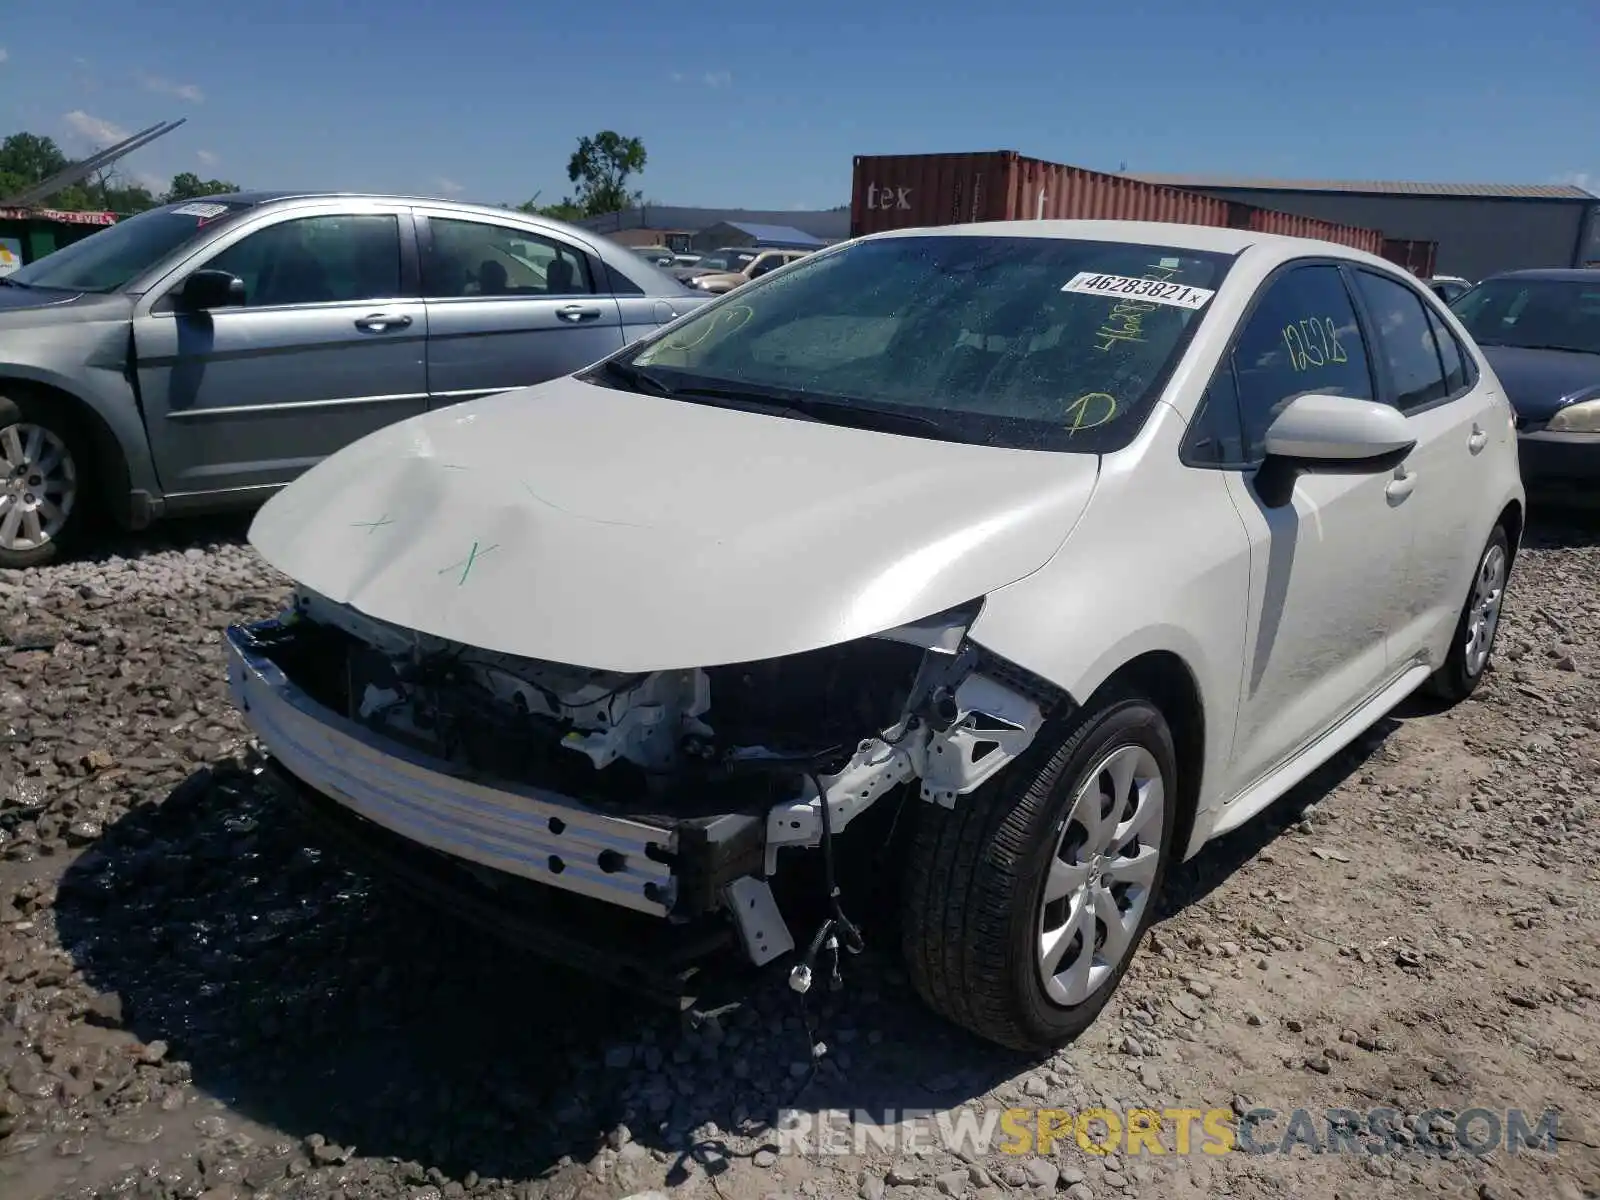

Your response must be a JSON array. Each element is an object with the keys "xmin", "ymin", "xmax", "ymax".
[
  {"xmin": 664, "ymin": 383, "xmax": 952, "ymax": 437},
  {"xmin": 0, "ymin": 277, "xmax": 31, "ymax": 289},
  {"xmin": 594, "ymin": 358, "xmax": 675, "ymax": 396}
]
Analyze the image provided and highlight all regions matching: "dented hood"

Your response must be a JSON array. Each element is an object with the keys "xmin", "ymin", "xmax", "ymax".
[{"xmin": 248, "ymin": 378, "xmax": 1100, "ymax": 671}]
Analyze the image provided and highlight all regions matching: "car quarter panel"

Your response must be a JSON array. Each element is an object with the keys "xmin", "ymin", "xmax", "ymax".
[{"xmin": 0, "ymin": 310, "xmax": 167, "ymax": 511}]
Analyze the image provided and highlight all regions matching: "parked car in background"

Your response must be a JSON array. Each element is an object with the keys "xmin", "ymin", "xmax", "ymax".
[
  {"xmin": 0, "ymin": 192, "xmax": 710, "ymax": 567},
  {"xmin": 226, "ymin": 220, "xmax": 1522, "ymax": 1050},
  {"xmin": 630, "ymin": 246, "xmax": 677, "ymax": 268},
  {"xmin": 1451, "ymin": 268, "xmax": 1600, "ymax": 503},
  {"xmin": 676, "ymin": 247, "xmax": 813, "ymax": 294},
  {"xmin": 1426, "ymin": 275, "xmax": 1473, "ymax": 303}
]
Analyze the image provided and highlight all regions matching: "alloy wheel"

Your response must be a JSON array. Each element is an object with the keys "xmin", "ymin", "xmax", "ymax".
[
  {"xmin": 1038, "ymin": 743, "xmax": 1165, "ymax": 1006},
  {"xmin": 1464, "ymin": 542, "xmax": 1507, "ymax": 678},
  {"xmin": 0, "ymin": 422, "xmax": 78, "ymax": 554}
]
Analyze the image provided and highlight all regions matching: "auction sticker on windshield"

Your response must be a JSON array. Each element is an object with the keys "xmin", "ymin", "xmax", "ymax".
[
  {"xmin": 169, "ymin": 202, "xmax": 232, "ymax": 219},
  {"xmin": 1062, "ymin": 272, "xmax": 1215, "ymax": 310}
]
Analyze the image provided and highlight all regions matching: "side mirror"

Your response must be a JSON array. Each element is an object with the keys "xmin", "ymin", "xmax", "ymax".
[
  {"xmin": 178, "ymin": 269, "xmax": 245, "ymax": 312},
  {"xmin": 1262, "ymin": 393, "xmax": 1415, "ymax": 465}
]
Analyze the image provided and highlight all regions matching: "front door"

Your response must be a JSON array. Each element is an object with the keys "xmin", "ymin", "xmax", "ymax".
[
  {"xmin": 1217, "ymin": 261, "xmax": 1416, "ymax": 793},
  {"xmin": 132, "ymin": 205, "xmax": 428, "ymax": 497},
  {"xmin": 417, "ymin": 213, "xmax": 625, "ymax": 407}
]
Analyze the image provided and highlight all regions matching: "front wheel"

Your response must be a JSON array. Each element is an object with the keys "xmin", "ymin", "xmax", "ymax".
[
  {"xmin": 901, "ymin": 694, "xmax": 1178, "ymax": 1051},
  {"xmin": 1423, "ymin": 524, "xmax": 1511, "ymax": 704},
  {"xmin": 0, "ymin": 394, "xmax": 89, "ymax": 570}
]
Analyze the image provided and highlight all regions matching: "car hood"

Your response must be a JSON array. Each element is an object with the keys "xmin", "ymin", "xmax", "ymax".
[
  {"xmin": 0, "ymin": 284, "xmax": 83, "ymax": 310},
  {"xmin": 0, "ymin": 286, "xmax": 132, "ymax": 330},
  {"xmin": 1480, "ymin": 345, "xmax": 1600, "ymax": 420},
  {"xmin": 249, "ymin": 377, "xmax": 1100, "ymax": 672}
]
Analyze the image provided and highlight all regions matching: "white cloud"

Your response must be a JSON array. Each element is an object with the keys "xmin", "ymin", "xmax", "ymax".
[
  {"xmin": 0, "ymin": 48, "xmax": 9, "ymax": 64},
  {"xmin": 63, "ymin": 110, "xmax": 131, "ymax": 146},
  {"xmin": 1555, "ymin": 171, "xmax": 1597, "ymax": 195},
  {"xmin": 435, "ymin": 177, "xmax": 465, "ymax": 196},
  {"xmin": 197, "ymin": 149, "xmax": 220, "ymax": 167},
  {"xmin": 138, "ymin": 72, "xmax": 204, "ymax": 103},
  {"xmin": 669, "ymin": 71, "xmax": 685, "ymax": 83},
  {"xmin": 134, "ymin": 171, "xmax": 166, "ymax": 194}
]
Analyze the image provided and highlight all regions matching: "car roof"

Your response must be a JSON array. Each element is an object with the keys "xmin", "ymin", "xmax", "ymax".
[
  {"xmin": 859, "ymin": 218, "xmax": 1396, "ymax": 264},
  {"xmin": 1477, "ymin": 268, "xmax": 1600, "ymax": 283}
]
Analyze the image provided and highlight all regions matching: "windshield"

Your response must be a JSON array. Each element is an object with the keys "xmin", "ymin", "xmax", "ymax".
[
  {"xmin": 609, "ymin": 234, "xmax": 1235, "ymax": 452},
  {"xmin": 1450, "ymin": 277, "xmax": 1600, "ymax": 356},
  {"xmin": 6, "ymin": 200, "xmax": 253, "ymax": 293}
]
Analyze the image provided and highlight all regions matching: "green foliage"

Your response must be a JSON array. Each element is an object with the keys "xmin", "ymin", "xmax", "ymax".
[
  {"xmin": 165, "ymin": 171, "xmax": 241, "ymax": 202},
  {"xmin": 518, "ymin": 131, "xmax": 648, "ymax": 220},
  {"xmin": 0, "ymin": 130, "xmax": 240, "ymax": 215}
]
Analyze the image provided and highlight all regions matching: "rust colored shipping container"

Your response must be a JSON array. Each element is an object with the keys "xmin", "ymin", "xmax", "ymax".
[
  {"xmin": 1380, "ymin": 238, "xmax": 1439, "ymax": 278},
  {"xmin": 1241, "ymin": 207, "xmax": 1385, "ymax": 256},
  {"xmin": 850, "ymin": 151, "xmax": 1389, "ymax": 257},
  {"xmin": 851, "ymin": 151, "xmax": 1234, "ymax": 238}
]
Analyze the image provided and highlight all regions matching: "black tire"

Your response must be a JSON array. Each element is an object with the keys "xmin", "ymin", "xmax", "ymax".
[
  {"xmin": 0, "ymin": 392, "xmax": 96, "ymax": 570},
  {"xmin": 901, "ymin": 693, "xmax": 1179, "ymax": 1051},
  {"xmin": 1422, "ymin": 523, "xmax": 1511, "ymax": 705}
]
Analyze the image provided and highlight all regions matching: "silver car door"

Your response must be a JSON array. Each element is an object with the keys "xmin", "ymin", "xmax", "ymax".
[
  {"xmin": 131, "ymin": 201, "xmax": 427, "ymax": 498},
  {"xmin": 416, "ymin": 212, "xmax": 625, "ymax": 408}
]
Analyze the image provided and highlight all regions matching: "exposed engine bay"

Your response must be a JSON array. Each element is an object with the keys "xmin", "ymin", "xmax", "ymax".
[{"xmin": 239, "ymin": 587, "xmax": 1064, "ymax": 971}]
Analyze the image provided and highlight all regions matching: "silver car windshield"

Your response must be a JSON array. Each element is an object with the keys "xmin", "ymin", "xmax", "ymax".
[
  {"xmin": 7, "ymin": 201, "xmax": 252, "ymax": 293},
  {"xmin": 616, "ymin": 234, "xmax": 1236, "ymax": 453}
]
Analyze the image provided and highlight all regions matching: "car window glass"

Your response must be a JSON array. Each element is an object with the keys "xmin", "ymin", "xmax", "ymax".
[
  {"xmin": 425, "ymin": 218, "xmax": 594, "ymax": 298},
  {"xmin": 204, "ymin": 214, "xmax": 401, "ymax": 307},
  {"xmin": 748, "ymin": 255, "xmax": 781, "ymax": 278},
  {"xmin": 1185, "ymin": 365, "xmax": 1246, "ymax": 466},
  {"xmin": 1353, "ymin": 270, "xmax": 1449, "ymax": 410},
  {"xmin": 1425, "ymin": 305, "xmax": 1468, "ymax": 395},
  {"xmin": 1451, "ymin": 278, "xmax": 1600, "ymax": 355},
  {"xmin": 1229, "ymin": 264, "xmax": 1372, "ymax": 460},
  {"xmin": 627, "ymin": 234, "xmax": 1236, "ymax": 454}
]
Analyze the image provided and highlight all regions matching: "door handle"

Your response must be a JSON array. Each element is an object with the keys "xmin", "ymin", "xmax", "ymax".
[
  {"xmin": 1467, "ymin": 423, "xmax": 1488, "ymax": 453},
  {"xmin": 1385, "ymin": 463, "xmax": 1417, "ymax": 504},
  {"xmin": 555, "ymin": 304, "xmax": 602, "ymax": 323},
  {"xmin": 354, "ymin": 312, "xmax": 413, "ymax": 332}
]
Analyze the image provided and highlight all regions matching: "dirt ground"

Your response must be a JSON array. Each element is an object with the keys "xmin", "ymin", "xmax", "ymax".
[{"xmin": 0, "ymin": 512, "xmax": 1597, "ymax": 1200}]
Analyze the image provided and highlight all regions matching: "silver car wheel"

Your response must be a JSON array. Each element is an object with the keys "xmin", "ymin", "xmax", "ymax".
[
  {"xmin": 1038, "ymin": 743, "xmax": 1165, "ymax": 1006},
  {"xmin": 0, "ymin": 422, "xmax": 78, "ymax": 553},
  {"xmin": 1463, "ymin": 542, "xmax": 1507, "ymax": 678}
]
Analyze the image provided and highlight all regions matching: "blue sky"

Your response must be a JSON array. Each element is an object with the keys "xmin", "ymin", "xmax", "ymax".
[{"xmin": 1, "ymin": 0, "xmax": 1595, "ymax": 210}]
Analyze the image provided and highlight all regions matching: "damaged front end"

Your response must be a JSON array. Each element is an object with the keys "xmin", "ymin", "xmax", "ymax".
[{"xmin": 223, "ymin": 589, "xmax": 1068, "ymax": 990}]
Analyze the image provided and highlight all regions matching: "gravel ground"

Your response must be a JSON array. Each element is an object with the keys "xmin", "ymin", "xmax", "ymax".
[{"xmin": 1, "ymin": 513, "xmax": 1597, "ymax": 1200}]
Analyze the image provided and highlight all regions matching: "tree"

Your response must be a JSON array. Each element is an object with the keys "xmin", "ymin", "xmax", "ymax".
[
  {"xmin": 565, "ymin": 131, "xmax": 646, "ymax": 217},
  {"xmin": 0, "ymin": 132, "xmax": 71, "ymax": 202},
  {"xmin": 166, "ymin": 171, "xmax": 241, "ymax": 202}
]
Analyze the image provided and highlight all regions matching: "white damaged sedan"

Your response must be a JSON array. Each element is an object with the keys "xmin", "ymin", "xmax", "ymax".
[{"xmin": 225, "ymin": 219, "xmax": 1524, "ymax": 1050}]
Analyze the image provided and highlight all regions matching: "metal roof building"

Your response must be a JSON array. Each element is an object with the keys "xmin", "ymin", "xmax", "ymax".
[
  {"xmin": 576, "ymin": 205, "xmax": 848, "ymax": 253},
  {"xmin": 691, "ymin": 221, "xmax": 826, "ymax": 251},
  {"xmin": 1129, "ymin": 174, "xmax": 1600, "ymax": 281}
]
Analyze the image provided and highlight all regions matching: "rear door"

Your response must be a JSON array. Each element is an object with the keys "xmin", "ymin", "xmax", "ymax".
[
  {"xmin": 416, "ymin": 212, "xmax": 625, "ymax": 408},
  {"xmin": 131, "ymin": 201, "xmax": 427, "ymax": 497},
  {"xmin": 1346, "ymin": 266, "xmax": 1504, "ymax": 668}
]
